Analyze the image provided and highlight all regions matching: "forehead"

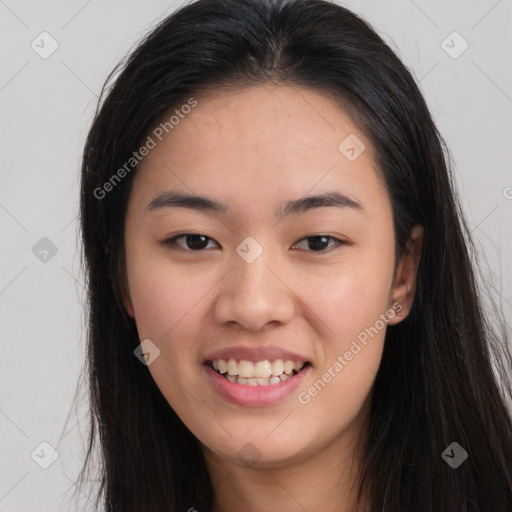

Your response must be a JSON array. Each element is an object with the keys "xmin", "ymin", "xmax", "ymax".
[
  {"xmin": 150, "ymin": 83, "xmax": 374, "ymax": 161},
  {"xmin": 130, "ymin": 84, "xmax": 387, "ymax": 220}
]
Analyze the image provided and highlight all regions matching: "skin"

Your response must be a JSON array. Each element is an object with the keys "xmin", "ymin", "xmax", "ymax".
[{"xmin": 122, "ymin": 82, "xmax": 423, "ymax": 512}]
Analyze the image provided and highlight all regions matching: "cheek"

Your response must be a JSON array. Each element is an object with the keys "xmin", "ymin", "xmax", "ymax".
[
  {"xmin": 294, "ymin": 251, "xmax": 393, "ymax": 404},
  {"xmin": 125, "ymin": 259, "xmax": 211, "ymax": 421},
  {"xmin": 293, "ymin": 271, "xmax": 388, "ymax": 437},
  {"xmin": 125, "ymin": 251, "xmax": 221, "ymax": 405},
  {"xmin": 125, "ymin": 245, "xmax": 212, "ymax": 337},
  {"xmin": 304, "ymin": 274, "xmax": 388, "ymax": 390},
  {"xmin": 298, "ymin": 254, "xmax": 394, "ymax": 342}
]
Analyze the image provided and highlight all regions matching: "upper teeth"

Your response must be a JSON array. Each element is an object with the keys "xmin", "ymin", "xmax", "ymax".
[{"xmin": 212, "ymin": 359, "xmax": 305, "ymax": 378}]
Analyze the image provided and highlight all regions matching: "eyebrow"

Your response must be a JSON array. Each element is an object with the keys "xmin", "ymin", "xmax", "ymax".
[{"xmin": 145, "ymin": 190, "xmax": 363, "ymax": 217}]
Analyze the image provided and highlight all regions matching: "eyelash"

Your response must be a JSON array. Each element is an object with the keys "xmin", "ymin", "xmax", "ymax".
[{"xmin": 162, "ymin": 233, "xmax": 346, "ymax": 253}]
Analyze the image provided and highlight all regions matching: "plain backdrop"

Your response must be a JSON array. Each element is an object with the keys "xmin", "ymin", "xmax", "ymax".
[{"xmin": 1, "ymin": 1, "xmax": 511, "ymax": 510}]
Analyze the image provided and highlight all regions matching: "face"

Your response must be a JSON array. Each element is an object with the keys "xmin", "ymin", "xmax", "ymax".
[{"xmin": 123, "ymin": 83, "xmax": 422, "ymax": 468}]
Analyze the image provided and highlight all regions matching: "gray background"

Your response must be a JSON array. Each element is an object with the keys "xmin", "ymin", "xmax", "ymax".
[{"xmin": 1, "ymin": 1, "xmax": 511, "ymax": 510}]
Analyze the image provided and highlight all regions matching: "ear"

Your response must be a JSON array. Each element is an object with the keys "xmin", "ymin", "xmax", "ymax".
[
  {"xmin": 387, "ymin": 224, "xmax": 423, "ymax": 326},
  {"xmin": 123, "ymin": 294, "xmax": 135, "ymax": 318},
  {"xmin": 121, "ymin": 279, "xmax": 135, "ymax": 318}
]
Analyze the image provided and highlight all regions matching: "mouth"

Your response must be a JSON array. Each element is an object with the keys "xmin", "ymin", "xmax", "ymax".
[{"xmin": 204, "ymin": 358, "xmax": 312, "ymax": 386}]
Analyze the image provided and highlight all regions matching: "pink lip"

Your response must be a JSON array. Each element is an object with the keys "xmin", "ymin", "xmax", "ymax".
[
  {"xmin": 202, "ymin": 363, "xmax": 312, "ymax": 406},
  {"xmin": 204, "ymin": 345, "xmax": 310, "ymax": 364}
]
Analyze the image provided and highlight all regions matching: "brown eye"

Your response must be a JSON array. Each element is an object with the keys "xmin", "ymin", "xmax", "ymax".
[
  {"xmin": 292, "ymin": 235, "xmax": 344, "ymax": 252},
  {"xmin": 163, "ymin": 234, "xmax": 219, "ymax": 251},
  {"xmin": 162, "ymin": 234, "xmax": 344, "ymax": 253}
]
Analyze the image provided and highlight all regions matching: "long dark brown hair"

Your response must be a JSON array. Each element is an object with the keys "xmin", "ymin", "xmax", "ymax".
[{"xmin": 73, "ymin": 0, "xmax": 512, "ymax": 510}]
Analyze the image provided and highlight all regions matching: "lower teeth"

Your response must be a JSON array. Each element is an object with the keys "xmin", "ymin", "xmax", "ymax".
[{"xmin": 220, "ymin": 371, "xmax": 297, "ymax": 386}]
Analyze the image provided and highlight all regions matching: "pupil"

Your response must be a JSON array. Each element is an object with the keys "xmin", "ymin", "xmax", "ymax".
[
  {"xmin": 187, "ymin": 234, "xmax": 208, "ymax": 250},
  {"xmin": 309, "ymin": 236, "xmax": 329, "ymax": 251}
]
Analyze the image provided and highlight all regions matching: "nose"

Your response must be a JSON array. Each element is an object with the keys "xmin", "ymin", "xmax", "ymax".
[{"xmin": 213, "ymin": 245, "xmax": 295, "ymax": 331}]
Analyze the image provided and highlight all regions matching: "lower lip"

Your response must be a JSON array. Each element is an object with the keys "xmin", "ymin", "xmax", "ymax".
[{"xmin": 202, "ymin": 364, "xmax": 312, "ymax": 406}]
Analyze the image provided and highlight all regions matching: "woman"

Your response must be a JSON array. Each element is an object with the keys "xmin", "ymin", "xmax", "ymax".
[{"xmin": 75, "ymin": 0, "xmax": 512, "ymax": 510}]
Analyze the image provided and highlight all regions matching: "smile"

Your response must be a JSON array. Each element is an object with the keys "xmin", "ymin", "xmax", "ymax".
[
  {"xmin": 207, "ymin": 358, "xmax": 310, "ymax": 386},
  {"xmin": 203, "ymin": 359, "xmax": 312, "ymax": 406}
]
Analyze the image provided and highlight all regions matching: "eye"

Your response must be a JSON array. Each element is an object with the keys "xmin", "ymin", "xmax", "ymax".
[
  {"xmin": 291, "ymin": 235, "xmax": 345, "ymax": 252},
  {"xmin": 162, "ymin": 233, "xmax": 345, "ymax": 253},
  {"xmin": 163, "ymin": 233, "xmax": 220, "ymax": 251}
]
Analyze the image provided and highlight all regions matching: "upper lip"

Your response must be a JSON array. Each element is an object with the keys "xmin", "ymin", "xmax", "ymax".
[{"xmin": 204, "ymin": 345, "xmax": 311, "ymax": 364}]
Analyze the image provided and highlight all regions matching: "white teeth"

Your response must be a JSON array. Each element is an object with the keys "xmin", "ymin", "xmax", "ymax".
[
  {"xmin": 212, "ymin": 358, "xmax": 305, "ymax": 378},
  {"xmin": 272, "ymin": 359, "xmax": 284, "ymax": 375},
  {"xmin": 223, "ymin": 374, "xmax": 293, "ymax": 386},
  {"xmin": 238, "ymin": 360, "xmax": 254, "ymax": 378},
  {"xmin": 218, "ymin": 359, "xmax": 227, "ymax": 374},
  {"xmin": 227, "ymin": 358, "xmax": 238, "ymax": 376},
  {"xmin": 254, "ymin": 360, "xmax": 272, "ymax": 378},
  {"xmin": 211, "ymin": 358, "xmax": 308, "ymax": 385},
  {"xmin": 283, "ymin": 360, "xmax": 294, "ymax": 375}
]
